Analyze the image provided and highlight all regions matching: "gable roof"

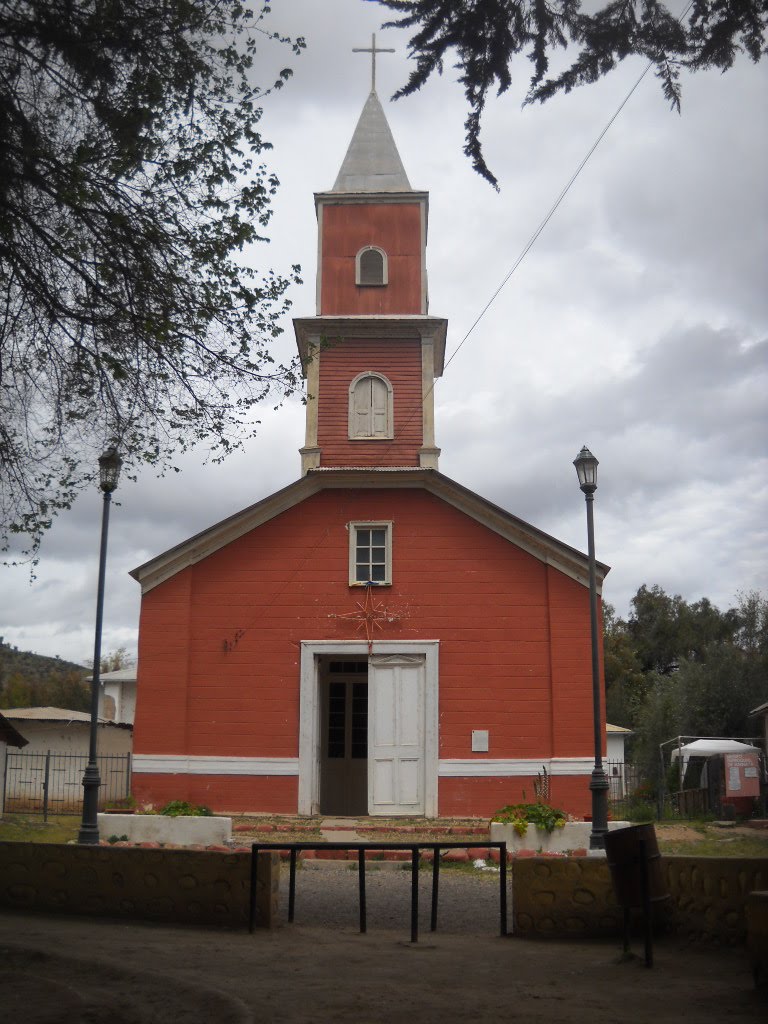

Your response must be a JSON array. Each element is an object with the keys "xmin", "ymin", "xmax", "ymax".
[
  {"xmin": 0, "ymin": 711, "xmax": 28, "ymax": 748},
  {"xmin": 130, "ymin": 468, "xmax": 609, "ymax": 595},
  {"xmin": 2, "ymin": 707, "xmax": 130, "ymax": 729},
  {"xmin": 332, "ymin": 91, "xmax": 412, "ymax": 193}
]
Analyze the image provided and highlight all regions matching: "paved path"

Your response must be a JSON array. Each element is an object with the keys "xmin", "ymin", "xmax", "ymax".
[{"xmin": 318, "ymin": 816, "xmax": 363, "ymax": 844}]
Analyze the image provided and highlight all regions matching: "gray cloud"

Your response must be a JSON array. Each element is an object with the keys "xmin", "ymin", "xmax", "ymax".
[{"xmin": 3, "ymin": 0, "xmax": 766, "ymax": 662}]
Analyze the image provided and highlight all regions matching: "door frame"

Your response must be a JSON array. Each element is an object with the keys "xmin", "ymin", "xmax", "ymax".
[{"xmin": 298, "ymin": 640, "xmax": 439, "ymax": 817}]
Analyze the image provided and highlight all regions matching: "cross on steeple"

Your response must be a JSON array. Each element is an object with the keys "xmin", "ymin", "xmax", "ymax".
[{"xmin": 352, "ymin": 33, "xmax": 395, "ymax": 93}]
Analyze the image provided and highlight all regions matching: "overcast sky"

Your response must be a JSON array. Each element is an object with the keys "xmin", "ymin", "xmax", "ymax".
[{"xmin": 3, "ymin": 1, "xmax": 766, "ymax": 666}]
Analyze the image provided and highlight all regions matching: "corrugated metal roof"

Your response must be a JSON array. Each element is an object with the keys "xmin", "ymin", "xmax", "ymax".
[{"xmin": 2, "ymin": 707, "xmax": 129, "ymax": 728}]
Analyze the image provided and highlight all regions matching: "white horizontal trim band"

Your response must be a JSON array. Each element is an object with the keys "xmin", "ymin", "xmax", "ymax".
[
  {"xmin": 132, "ymin": 755, "xmax": 299, "ymax": 777},
  {"xmin": 438, "ymin": 758, "xmax": 594, "ymax": 778},
  {"xmin": 133, "ymin": 755, "xmax": 593, "ymax": 779}
]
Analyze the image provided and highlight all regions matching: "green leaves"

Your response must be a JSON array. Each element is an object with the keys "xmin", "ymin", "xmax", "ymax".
[
  {"xmin": 490, "ymin": 802, "xmax": 568, "ymax": 834},
  {"xmin": 0, "ymin": 1, "xmax": 304, "ymax": 558}
]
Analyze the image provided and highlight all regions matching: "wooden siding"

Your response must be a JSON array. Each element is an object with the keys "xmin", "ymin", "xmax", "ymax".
[
  {"xmin": 132, "ymin": 775, "xmax": 297, "ymax": 815},
  {"xmin": 133, "ymin": 570, "xmax": 193, "ymax": 755},
  {"xmin": 547, "ymin": 564, "xmax": 605, "ymax": 760},
  {"xmin": 439, "ymin": 775, "xmax": 593, "ymax": 819},
  {"xmin": 134, "ymin": 488, "xmax": 601, "ymax": 817},
  {"xmin": 317, "ymin": 338, "xmax": 423, "ymax": 466},
  {"xmin": 321, "ymin": 203, "xmax": 423, "ymax": 315}
]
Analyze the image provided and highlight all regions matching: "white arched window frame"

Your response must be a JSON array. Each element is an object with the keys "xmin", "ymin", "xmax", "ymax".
[
  {"xmin": 348, "ymin": 371, "xmax": 394, "ymax": 440},
  {"xmin": 355, "ymin": 246, "xmax": 388, "ymax": 286}
]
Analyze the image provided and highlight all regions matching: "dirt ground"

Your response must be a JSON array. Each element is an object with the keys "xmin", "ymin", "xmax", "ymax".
[{"xmin": 1, "ymin": 862, "xmax": 765, "ymax": 1024}]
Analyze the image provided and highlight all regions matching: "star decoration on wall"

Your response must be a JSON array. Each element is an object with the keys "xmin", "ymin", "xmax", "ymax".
[{"xmin": 335, "ymin": 584, "xmax": 401, "ymax": 653}]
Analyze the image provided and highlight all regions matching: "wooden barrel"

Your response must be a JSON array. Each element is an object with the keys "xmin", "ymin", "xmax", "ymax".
[{"xmin": 604, "ymin": 824, "xmax": 668, "ymax": 907}]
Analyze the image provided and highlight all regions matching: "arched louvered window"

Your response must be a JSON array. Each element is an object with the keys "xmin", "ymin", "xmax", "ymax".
[
  {"xmin": 355, "ymin": 246, "xmax": 388, "ymax": 286},
  {"xmin": 348, "ymin": 372, "xmax": 393, "ymax": 439}
]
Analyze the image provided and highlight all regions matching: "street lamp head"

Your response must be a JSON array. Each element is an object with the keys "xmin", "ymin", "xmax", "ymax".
[
  {"xmin": 98, "ymin": 446, "xmax": 122, "ymax": 493},
  {"xmin": 573, "ymin": 445, "xmax": 598, "ymax": 493}
]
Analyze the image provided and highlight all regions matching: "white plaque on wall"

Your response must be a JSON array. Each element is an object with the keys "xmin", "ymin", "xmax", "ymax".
[{"xmin": 471, "ymin": 730, "xmax": 489, "ymax": 753}]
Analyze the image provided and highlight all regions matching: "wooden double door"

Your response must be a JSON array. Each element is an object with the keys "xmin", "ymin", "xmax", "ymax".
[{"xmin": 319, "ymin": 655, "xmax": 425, "ymax": 816}]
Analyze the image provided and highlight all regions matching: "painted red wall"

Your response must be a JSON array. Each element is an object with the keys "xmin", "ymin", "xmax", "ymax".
[
  {"xmin": 320, "ymin": 203, "xmax": 423, "ymax": 315},
  {"xmin": 317, "ymin": 338, "xmax": 422, "ymax": 467},
  {"xmin": 133, "ymin": 488, "xmax": 603, "ymax": 817}
]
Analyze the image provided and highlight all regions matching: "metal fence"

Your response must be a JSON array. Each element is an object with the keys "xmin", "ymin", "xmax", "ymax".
[
  {"xmin": 605, "ymin": 759, "xmax": 648, "ymax": 819},
  {"xmin": 2, "ymin": 750, "xmax": 131, "ymax": 818}
]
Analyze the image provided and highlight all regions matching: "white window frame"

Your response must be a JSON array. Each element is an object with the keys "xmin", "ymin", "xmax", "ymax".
[
  {"xmin": 348, "ymin": 371, "xmax": 394, "ymax": 440},
  {"xmin": 348, "ymin": 520, "xmax": 393, "ymax": 586},
  {"xmin": 355, "ymin": 246, "xmax": 388, "ymax": 286}
]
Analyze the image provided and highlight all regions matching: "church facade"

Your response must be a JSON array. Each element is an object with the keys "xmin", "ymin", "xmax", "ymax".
[{"xmin": 130, "ymin": 89, "xmax": 608, "ymax": 819}]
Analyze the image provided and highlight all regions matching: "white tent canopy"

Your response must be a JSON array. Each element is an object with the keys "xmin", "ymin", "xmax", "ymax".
[
  {"xmin": 670, "ymin": 739, "xmax": 761, "ymax": 761},
  {"xmin": 670, "ymin": 738, "xmax": 762, "ymax": 787}
]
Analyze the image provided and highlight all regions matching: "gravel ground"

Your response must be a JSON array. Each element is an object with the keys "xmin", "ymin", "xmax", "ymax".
[{"xmin": 281, "ymin": 860, "xmax": 505, "ymax": 937}]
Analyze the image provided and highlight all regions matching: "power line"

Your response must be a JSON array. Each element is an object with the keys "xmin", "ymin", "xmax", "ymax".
[
  {"xmin": 443, "ymin": 0, "xmax": 695, "ymax": 373},
  {"xmin": 443, "ymin": 65, "xmax": 656, "ymax": 375}
]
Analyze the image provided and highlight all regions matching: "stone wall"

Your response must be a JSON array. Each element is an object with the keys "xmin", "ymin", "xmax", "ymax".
[
  {"xmin": 1, "ymin": 843, "xmax": 765, "ymax": 944},
  {"xmin": 0, "ymin": 842, "xmax": 278, "ymax": 929},
  {"xmin": 513, "ymin": 857, "xmax": 623, "ymax": 938},
  {"xmin": 665, "ymin": 857, "xmax": 768, "ymax": 945},
  {"xmin": 512, "ymin": 855, "xmax": 768, "ymax": 944}
]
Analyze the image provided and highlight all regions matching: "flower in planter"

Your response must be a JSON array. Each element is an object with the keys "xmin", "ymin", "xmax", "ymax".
[{"xmin": 490, "ymin": 802, "xmax": 567, "ymax": 836}]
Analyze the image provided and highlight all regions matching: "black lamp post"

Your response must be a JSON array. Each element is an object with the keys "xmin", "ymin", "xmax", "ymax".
[
  {"xmin": 573, "ymin": 445, "xmax": 609, "ymax": 850},
  {"xmin": 78, "ymin": 446, "xmax": 122, "ymax": 845}
]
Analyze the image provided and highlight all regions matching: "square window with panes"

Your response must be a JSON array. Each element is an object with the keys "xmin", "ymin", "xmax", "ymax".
[{"xmin": 349, "ymin": 521, "xmax": 392, "ymax": 585}]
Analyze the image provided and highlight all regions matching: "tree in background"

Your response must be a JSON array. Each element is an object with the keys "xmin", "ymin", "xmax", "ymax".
[
  {"xmin": 605, "ymin": 588, "xmax": 767, "ymax": 789},
  {"xmin": 374, "ymin": 1, "xmax": 768, "ymax": 186},
  {"xmin": 626, "ymin": 584, "xmax": 738, "ymax": 674},
  {"xmin": 602, "ymin": 602, "xmax": 648, "ymax": 726},
  {"xmin": 1, "ymin": 2, "xmax": 304, "ymax": 560},
  {"xmin": 86, "ymin": 647, "xmax": 133, "ymax": 675}
]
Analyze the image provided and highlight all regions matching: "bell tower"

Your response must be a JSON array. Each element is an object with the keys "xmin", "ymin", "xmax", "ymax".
[{"xmin": 293, "ymin": 75, "xmax": 447, "ymax": 474}]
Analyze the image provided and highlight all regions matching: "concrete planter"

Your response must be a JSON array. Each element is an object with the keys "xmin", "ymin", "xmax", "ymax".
[
  {"xmin": 490, "ymin": 820, "xmax": 629, "ymax": 854},
  {"xmin": 97, "ymin": 812, "xmax": 232, "ymax": 846}
]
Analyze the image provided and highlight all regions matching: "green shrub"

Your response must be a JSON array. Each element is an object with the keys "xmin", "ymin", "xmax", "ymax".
[
  {"xmin": 490, "ymin": 802, "xmax": 567, "ymax": 836},
  {"xmin": 159, "ymin": 800, "xmax": 213, "ymax": 817},
  {"xmin": 624, "ymin": 799, "xmax": 656, "ymax": 823}
]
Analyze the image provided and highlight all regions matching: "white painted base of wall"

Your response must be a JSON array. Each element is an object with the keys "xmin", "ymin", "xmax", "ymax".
[
  {"xmin": 490, "ymin": 820, "xmax": 630, "ymax": 853},
  {"xmin": 97, "ymin": 813, "xmax": 232, "ymax": 846}
]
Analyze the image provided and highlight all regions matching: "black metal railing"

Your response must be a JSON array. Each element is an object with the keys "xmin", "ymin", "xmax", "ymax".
[
  {"xmin": 249, "ymin": 841, "xmax": 508, "ymax": 942},
  {"xmin": 605, "ymin": 760, "xmax": 651, "ymax": 819},
  {"xmin": 2, "ymin": 751, "xmax": 131, "ymax": 818}
]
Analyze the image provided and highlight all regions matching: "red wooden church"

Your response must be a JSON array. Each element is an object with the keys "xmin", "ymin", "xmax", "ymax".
[{"xmin": 130, "ymin": 87, "xmax": 609, "ymax": 819}]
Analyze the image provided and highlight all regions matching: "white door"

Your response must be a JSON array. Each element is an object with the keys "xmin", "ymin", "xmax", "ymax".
[{"xmin": 368, "ymin": 654, "xmax": 425, "ymax": 815}]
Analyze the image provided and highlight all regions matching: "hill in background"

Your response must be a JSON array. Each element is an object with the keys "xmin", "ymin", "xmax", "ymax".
[{"xmin": 0, "ymin": 638, "xmax": 89, "ymax": 711}]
